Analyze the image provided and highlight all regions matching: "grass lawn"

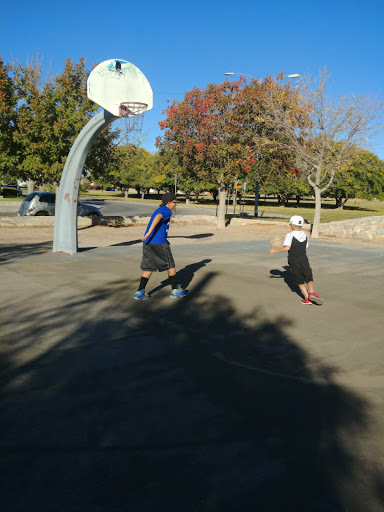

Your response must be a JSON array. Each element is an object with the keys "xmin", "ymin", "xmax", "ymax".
[
  {"xmin": 0, "ymin": 196, "xmax": 24, "ymax": 202},
  {"xmin": 241, "ymin": 198, "xmax": 384, "ymax": 223}
]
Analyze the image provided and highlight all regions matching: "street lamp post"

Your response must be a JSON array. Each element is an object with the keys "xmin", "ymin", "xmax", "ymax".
[
  {"xmin": 225, "ymin": 72, "xmax": 261, "ymax": 83},
  {"xmin": 224, "ymin": 71, "xmax": 300, "ymax": 218}
]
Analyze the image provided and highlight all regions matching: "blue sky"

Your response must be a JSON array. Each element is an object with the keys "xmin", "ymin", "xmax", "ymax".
[{"xmin": 1, "ymin": 0, "xmax": 384, "ymax": 157}]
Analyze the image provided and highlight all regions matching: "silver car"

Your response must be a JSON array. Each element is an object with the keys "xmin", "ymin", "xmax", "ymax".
[{"xmin": 17, "ymin": 192, "xmax": 102, "ymax": 217}]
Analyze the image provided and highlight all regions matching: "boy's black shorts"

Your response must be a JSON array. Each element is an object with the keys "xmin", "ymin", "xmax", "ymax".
[
  {"xmin": 141, "ymin": 243, "xmax": 175, "ymax": 272},
  {"xmin": 289, "ymin": 259, "xmax": 313, "ymax": 285}
]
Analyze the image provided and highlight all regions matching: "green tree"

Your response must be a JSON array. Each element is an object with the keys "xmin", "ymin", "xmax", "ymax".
[
  {"xmin": 0, "ymin": 56, "xmax": 18, "ymax": 178},
  {"xmin": 11, "ymin": 56, "xmax": 117, "ymax": 193},
  {"xmin": 326, "ymin": 150, "xmax": 384, "ymax": 208},
  {"xmin": 52, "ymin": 58, "xmax": 117, "ymax": 183},
  {"xmin": 154, "ymin": 150, "xmax": 216, "ymax": 203},
  {"xmin": 10, "ymin": 55, "xmax": 55, "ymax": 192},
  {"xmin": 106, "ymin": 144, "xmax": 155, "ymax": 198}
]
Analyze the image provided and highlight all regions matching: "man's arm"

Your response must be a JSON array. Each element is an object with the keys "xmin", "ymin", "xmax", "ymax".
[{"xmin": 141, "ymin": 214, "xmax": 163, "ymax": 242}]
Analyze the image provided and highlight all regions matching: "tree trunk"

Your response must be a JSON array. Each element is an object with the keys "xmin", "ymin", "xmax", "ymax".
[
  {"xmin": 296, "ymin": 195, "xmax": 301, "ymax": 206},
  {"xmin": 335, "ymin": 196, "xmax": 342, "ymax": 209},
  {"xmin": 26, "ymin": 180, "xmax": 36, "ymax": 194},
  {"xmin": 124, "ymin": 188, "xmax": 129, "ymax": 198},
  {"xmin": 312, "ymin": 186, "xmax": 322, "ymax": 238},
  {"xmin": 194, "ymin": 191, "xmax": 199, "ymax": 202},
  {"xmin": 217, "ymin": 182, "xmax": 226, "ymax": 229},
  {"xmin": 141, "ymin": 191, "xmax": 145, "ymax": 200},
  {"xmin": 232, "ymin": 187, "xmax": 237, "ymax": 207}
]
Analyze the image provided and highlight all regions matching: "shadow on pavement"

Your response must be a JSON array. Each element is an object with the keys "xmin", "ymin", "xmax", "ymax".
[
  {"xmin": 169, "ymin": 233, "xmax": 214, "ymax": 240},
  {"xmin": 270, "ymin": 265, "xmax": 301, "ymax": 297},
  {"xmin": 0, "ymin": 241, "xmax": 52, "ymax": 264},
  {"xmin": 1, "ymin": 275, "xmax": 383, "ymax": 511},
  {"xmin": 148, "ymin": 259, "xmax": 212, "ymax": 295}
]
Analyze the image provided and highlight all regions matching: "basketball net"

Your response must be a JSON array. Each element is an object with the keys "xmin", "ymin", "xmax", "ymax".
[{"xmin": 115, "ymin": 101, "xmax": 148, "ymax": 146}]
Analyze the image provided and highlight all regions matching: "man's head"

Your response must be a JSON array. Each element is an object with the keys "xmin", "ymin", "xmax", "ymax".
[
  {"xmin": 160, "ymin": 192, "xmax": 177, "ymax": 210},
  {"xmin": 289, "ymin": 215, "xmax": 304, "ymax": 230}
]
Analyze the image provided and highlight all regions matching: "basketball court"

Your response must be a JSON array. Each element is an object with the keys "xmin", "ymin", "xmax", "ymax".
[{"xmin": 1, "ymin": 230, "xmax": 384, "ymax": 511}]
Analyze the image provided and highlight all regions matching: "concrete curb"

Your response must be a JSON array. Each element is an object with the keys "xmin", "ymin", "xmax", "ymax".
[{"xmin": 0, "ymin": 216, "xmax": 92, "ymax": 227}]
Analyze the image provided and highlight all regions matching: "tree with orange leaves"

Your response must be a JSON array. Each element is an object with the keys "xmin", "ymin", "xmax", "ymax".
[
  {"xmin": 157, "ymin": 79, "xmax": 255, "ymax": 228},
  {"xmin": 157, "ymin": 76, "xmax": 301, "ymax": 228}
]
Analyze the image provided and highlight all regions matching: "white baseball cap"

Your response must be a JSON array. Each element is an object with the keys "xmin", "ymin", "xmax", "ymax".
[{"xmin": 289, "ymin": 215, "xmax": 304, "ymax": 226}]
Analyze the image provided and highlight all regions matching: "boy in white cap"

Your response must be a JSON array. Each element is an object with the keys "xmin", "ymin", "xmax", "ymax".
[
  {"xmin": 133, "ymin": 192, "xmax": 189, "ymax": 300},
  {"xmin": 269, "ymin": 215, "xmax": 323, "ymax": 305}
]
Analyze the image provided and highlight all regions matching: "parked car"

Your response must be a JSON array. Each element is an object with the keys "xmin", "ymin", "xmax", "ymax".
[
  {"xmin": 17, "ymin": 192, "xmax": 103, "ymax": 217},
  {"xmin": 1, "ymin": 184, "xmax": 23, "ymax": 197}
]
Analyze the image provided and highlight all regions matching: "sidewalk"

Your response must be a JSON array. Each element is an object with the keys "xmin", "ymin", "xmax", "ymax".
[{"xmin": 1, "ymin": 234, "xmax": 384, "ymax": 511}]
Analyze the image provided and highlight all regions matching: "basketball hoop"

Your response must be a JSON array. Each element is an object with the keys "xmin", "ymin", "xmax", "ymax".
[
  {"xmin": 117, "ymin": 101, "xmax": 148, "ymax": 140},
  {"xmin": 119, "ymin": 101, "xmax": 147, "ymax": 117}
]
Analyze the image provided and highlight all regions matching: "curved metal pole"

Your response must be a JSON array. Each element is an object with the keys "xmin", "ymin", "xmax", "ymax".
[{"xmin": 53, "ymin": 109, "xmax": 117, "ymax": 254}]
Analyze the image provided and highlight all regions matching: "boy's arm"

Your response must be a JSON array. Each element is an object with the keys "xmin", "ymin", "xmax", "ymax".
[
  {"xmin": 269, "ymin": 245, "xmax": 290, "ymax": 255},
  {"xmin": 141, "ymin": 213, "xmax": 163, "ymax": 242}
]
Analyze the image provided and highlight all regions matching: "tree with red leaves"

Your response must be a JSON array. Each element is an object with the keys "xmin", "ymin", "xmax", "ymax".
[
  {"xmin": 157, "ymin": 76, "xmax": 302, "ymax": 228},
  {"xmin": 157, "ymin": 79, "xmax": 255, "ymax": 228}
]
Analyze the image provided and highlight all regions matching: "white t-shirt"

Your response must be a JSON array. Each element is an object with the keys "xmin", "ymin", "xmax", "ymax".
[{"xmin": 283, "ymin": 230, "xmax": 308, "ymax": 248}]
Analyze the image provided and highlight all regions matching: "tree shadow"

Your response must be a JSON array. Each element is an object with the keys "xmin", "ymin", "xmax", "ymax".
[
  {"xmin": 0, "ymin": 241, "xmax": 52, "ymax": 264},
  {"xmin": 1, "ymin": 275, "xmax": 384, "ymax": 511},
  {"xmin": 148, "ymin": 258, "xmax": 212, "ymax": 295}
]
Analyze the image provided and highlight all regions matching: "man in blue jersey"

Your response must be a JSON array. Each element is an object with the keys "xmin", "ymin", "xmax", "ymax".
[{"xmin": 133, "ymin": 192, "xmax": 189, "ymax": 300}]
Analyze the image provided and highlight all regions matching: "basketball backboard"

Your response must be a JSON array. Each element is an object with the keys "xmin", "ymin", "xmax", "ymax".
[{"xmin": 87, "ymin": 59, "xmax": 153, "ymax": 117}]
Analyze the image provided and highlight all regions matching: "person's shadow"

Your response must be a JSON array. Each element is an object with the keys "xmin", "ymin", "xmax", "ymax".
[
  {"xmin": 270, "ymin": 266, "xmax": 302, "ymax": 298},
  {"xmin": 149, "ymin": 259, "xmax": 212, "ymax": 295}
]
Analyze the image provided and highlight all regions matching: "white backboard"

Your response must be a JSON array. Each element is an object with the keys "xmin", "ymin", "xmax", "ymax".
[{"xmin": 87, "ymin": 59, "xmax": 153, "ymax": 117}]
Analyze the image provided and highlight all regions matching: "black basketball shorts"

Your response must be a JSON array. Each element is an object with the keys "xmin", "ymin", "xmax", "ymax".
[
  {"xmin": 140, "ymin": 243, "xmax": 175, "ymax": 272},
  {"xmin": 289, "ymin": 259, "xmax": 313, "ymax": 285}
]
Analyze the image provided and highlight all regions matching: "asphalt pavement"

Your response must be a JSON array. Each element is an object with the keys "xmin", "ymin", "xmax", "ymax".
[
  {"xmin": 1, "ymin": 236, "xmax": 384, "ymax": 511},
  {"xmin": 0, "ymin": 199, "xmax": 218, "ymax": 218}
]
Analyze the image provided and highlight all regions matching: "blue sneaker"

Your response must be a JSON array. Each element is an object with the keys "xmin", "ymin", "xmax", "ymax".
[
  {"xmin": 133, "ymin": 289, "xmax": 150, "ymax": 300},
  {"xmin": 170, "ymin": 285, "xmax": 189, "ymax": 299}
]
